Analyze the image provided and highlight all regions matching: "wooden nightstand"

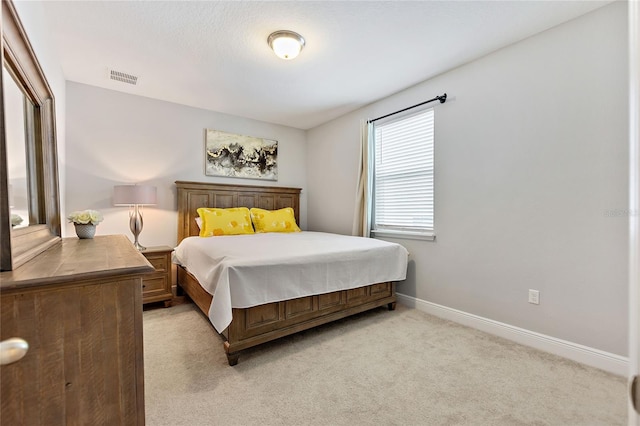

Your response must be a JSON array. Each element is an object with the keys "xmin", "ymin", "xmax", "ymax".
[{"xmin": 141, "ymin": 246, "xmax": 173, "ymax": 307}]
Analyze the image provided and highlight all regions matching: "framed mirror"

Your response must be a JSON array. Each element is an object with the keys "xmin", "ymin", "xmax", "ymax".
[
  {"xmin": 4, "ymin": 65, "xmax": 31, "ymax": 231},
  {"xmin": 1, "ymin": 0, "xmax": 61, "ymax": 271}
]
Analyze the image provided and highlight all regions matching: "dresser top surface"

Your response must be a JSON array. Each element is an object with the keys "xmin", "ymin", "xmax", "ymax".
[{"xmin": 0, "ymin": 235, "xmax": 154, "ymax": 290}]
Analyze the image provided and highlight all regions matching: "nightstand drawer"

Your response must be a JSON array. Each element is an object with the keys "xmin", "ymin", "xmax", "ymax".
[
  {"xmin": 146, "ymin": 255, "xmax": 168, "ymax": 272},
  {"xmin": 142, "ymin": 276, "xmax": 167, "ymax": 293}
]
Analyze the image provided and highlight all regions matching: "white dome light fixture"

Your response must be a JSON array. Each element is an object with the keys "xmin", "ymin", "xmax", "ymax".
[{"xmin": 268, "ymin": 30, "xmax": 305, "ymax": 60}]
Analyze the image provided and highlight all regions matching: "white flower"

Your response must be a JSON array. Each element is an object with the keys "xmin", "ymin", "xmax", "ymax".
[
  {"xmin": 88, "ymin": 210, "xmax": 103, "ymax": 225},
  {"xmin": 10, "ymin": 214, "xmax": 23, "ymax": 226},
  {"xmin": 67, "ymin": 209, "xmax": 104, "ymax": 225}
]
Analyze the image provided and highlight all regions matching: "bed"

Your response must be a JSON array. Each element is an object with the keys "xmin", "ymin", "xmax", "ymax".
[{"xmin": 174, "ymin": 181, "xmax": 408, "ymax": 365}]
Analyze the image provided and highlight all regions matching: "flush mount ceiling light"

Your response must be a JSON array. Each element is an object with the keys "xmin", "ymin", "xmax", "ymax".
[{"xmin": 267, "ymin": 30, "xmax": 305, "ymax": 60}]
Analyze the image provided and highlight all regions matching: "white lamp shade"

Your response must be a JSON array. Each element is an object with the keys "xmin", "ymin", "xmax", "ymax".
[{"xmin": 113, "ymin": 185, "xmax": 157, "ymax": 206}]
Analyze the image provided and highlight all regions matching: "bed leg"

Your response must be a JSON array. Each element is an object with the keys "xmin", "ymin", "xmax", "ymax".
[
  {"xmin": 224, "ymin": 342, "xmax": 240, "ymax": 366},
  {"xmin": 388, "ymin": 302, "xmax": 397, "ymax": 311},
  {"xmin": 226, "ymin": 352, "xmax": 240, "ymax": 366}
]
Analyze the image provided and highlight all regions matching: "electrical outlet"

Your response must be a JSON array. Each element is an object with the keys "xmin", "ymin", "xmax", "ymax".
[{"xmin": 528, "ymin": 289, "xmax": 540, "ymax": 305}]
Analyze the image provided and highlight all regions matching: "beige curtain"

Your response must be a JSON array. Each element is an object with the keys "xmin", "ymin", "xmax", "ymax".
[{"xmin": 352, "ymin": 119, "xmax": 373, "ymax": 237}]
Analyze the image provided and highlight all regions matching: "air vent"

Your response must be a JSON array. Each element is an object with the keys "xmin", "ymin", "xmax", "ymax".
[{"xmin": 109, "ymin": 69, "xmax": 138, "ymax": 85}]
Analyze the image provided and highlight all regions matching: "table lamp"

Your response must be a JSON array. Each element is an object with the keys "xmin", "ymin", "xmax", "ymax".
[{"xmin": 113, "ymin": 184, "xmax": 157, "ymax": 250}]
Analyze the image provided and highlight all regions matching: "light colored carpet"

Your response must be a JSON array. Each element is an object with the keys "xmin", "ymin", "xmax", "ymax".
[{"xmin": 143, "ymin": 303, "xmax": 626, "ymax": 426}]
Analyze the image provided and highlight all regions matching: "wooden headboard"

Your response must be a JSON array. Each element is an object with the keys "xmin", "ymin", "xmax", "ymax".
[{"xmin": 175, "ymin": 181, "xmax": 302, "ymax": 243}]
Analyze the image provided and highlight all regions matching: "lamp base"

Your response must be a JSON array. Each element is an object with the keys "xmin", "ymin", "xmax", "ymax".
[
  {"xmin": 129, "ymin": 205, "xmax": 146, "ymax": 251},
  {"xmin": 133, "ymin": 241, "xmax": 146, "ymax": 251}
]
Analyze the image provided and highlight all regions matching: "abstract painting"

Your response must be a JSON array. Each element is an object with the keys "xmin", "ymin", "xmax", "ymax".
[{"xmin": 205, "ymin": 129, "xmax": 278, "ymax": 181}]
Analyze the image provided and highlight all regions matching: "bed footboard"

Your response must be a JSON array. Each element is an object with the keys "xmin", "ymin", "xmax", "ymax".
[
  {"xmin": 177, "ymin": 266, "xmax": 396, "ymax": 365},
  {"xmin": 225, "ymin": 281, "xmax": 396, "ymax": 365}
]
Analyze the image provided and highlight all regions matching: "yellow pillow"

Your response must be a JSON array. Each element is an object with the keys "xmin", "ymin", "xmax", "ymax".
[
  {"xmin": 250, "ymin": 207, "xmax": 301, "ymax": 233},
  {"xmin": 197, "ymin": 207, "xmax": 254, "ymax": 237}
]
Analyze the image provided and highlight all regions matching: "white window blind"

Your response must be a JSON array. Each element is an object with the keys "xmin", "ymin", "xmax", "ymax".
[{"xmin": 372, "ymin": 108, "xmax": 434, "ymax": 235}]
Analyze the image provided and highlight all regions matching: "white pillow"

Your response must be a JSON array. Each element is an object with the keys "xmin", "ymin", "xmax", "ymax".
[{"xmin": 195, "ymin": 216, "xmax": 202, "ymax": 229}]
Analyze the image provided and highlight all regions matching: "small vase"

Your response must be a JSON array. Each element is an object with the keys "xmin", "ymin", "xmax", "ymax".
[{"xmin": 75, "ymin": 223, "xmax": 96, "ymax": 239}]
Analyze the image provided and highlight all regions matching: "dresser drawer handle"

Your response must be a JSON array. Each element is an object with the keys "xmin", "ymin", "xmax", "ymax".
[{"xmin": 0, "ymin": 338, "xmax": 29, "ymax": 365}]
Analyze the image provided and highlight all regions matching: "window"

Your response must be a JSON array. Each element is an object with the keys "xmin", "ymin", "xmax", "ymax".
[{"xmin": 371, "ymin": 108, "xmax": 435, "ymax": 240}]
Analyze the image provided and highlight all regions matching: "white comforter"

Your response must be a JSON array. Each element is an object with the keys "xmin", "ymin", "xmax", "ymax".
[{"xmin": 173, "ymin": 231, "xmax": 408, "ymax": 332}]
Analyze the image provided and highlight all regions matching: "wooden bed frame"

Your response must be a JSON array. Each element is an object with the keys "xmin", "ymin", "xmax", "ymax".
[{"xmin": 175, "ymin": 181, "xmax": 396, "ymax": 365}]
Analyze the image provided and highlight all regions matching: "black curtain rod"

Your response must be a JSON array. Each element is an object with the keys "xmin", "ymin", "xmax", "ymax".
[{"xmin": 368, "ymin": 93, "xmax": 447, "ymax": 124}]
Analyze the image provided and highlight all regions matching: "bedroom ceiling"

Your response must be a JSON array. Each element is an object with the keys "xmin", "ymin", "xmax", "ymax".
[{"xmin": 40, "ymin": 0, "xmax": 611, "ymax": 130}]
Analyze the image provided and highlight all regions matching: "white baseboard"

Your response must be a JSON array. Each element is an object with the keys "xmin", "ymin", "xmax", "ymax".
[{"xmin": 396, "ymin": 293, "xmax": 628, "ymax": 376}]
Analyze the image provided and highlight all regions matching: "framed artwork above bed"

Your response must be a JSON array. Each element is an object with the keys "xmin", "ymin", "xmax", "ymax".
[{"xmin": 204, "ymin": 129, "xmax": 278, "ymax": 181}]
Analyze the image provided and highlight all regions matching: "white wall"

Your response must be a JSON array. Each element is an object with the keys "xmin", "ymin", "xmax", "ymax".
[
  {"xmin": 11, "ymin": 1, "xmax": 67, "ymax": 223},
  {"xmin": 65, "ymin": 82, "xmax": 308, "ymax": 248},
  {"xmin": 307, "ymin": 3, "xmax": 628, "ymax": 356}
]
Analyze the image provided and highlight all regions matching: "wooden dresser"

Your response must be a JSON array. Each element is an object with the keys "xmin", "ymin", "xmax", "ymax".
[{"xmin": 0, "ymin": 235, "xmax": 153, "ymax": 425}]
